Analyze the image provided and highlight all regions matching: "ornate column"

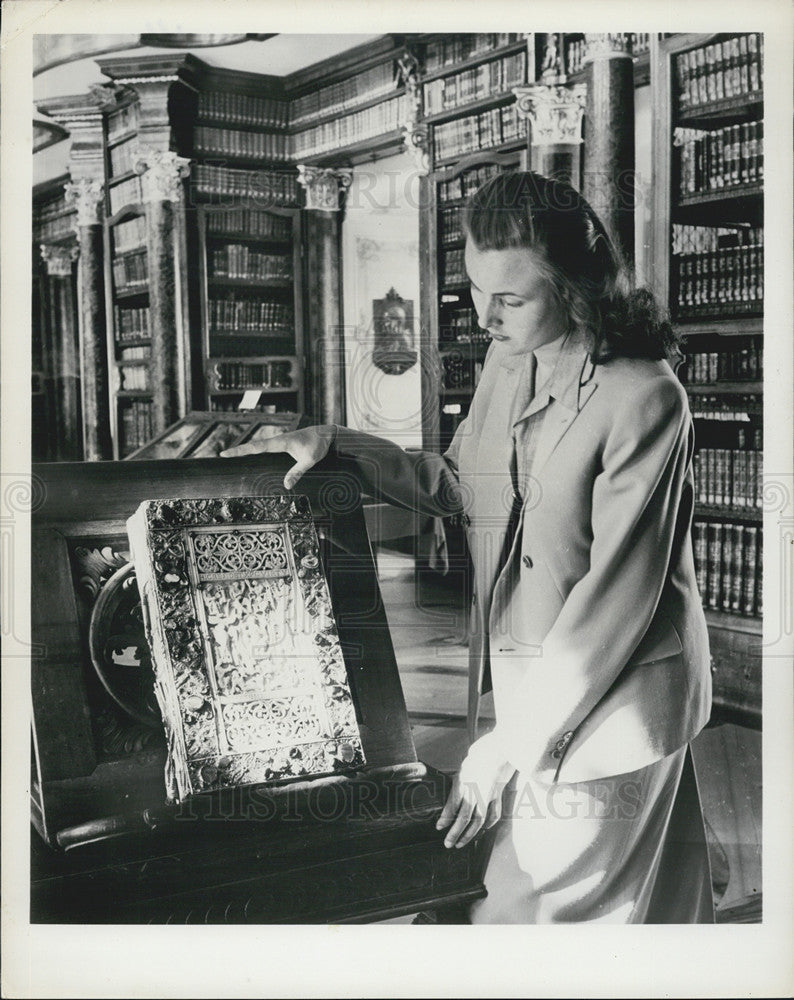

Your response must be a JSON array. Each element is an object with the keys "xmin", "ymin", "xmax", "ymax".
[
  {"xmin": 297, "ymin": 166, "xmax": 353, "ymax": 425},
  {"xmin": 133, "ymin": 147, "xmax": 191, "ymax": 435},
  {"xmin": 64, "ymin": 177, "xmax": 113, "ymax": 460},
  {"xmin": 98, "ymin": 55, "xmax": 198, "ymax": 435},
  {"xmin": 39, "ymin": 244, "xmax": 82, "ymax": 460},
  {"xmin": 582, "ymin": 33, "xmax": 635, "ymax": 261},
  {"xmin": 513, "ymin": 83, "xmax": 587, "ymax": 188},
  {"xmin": 38, "ymin": 91, "xmax": 114, "ymax": 460}
]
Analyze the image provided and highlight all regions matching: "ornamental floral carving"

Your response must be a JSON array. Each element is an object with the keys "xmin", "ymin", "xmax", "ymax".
[
  {"xmin": 296, "ymin": 166, "xmax": 353, "ymax": 212},
  {"xmin": 132, "ymin": 147, "xmax": 191, "ymax": 204},
  {"xmin": 40, "ymin": 243, "xmax": 79, "ymax": 276},
  {"xmin": 513, "ymin": 84, "xmax": 587, "ymax": 146},
  {"xmin": 64, "ymin": 178, "xmax": 105, "ymax": 226},
  {"xmin": 583, "ymin": 33, "xmax": 633, "ymax": 63}
]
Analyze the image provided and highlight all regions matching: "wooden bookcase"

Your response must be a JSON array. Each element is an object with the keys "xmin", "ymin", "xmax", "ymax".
[
  {"xmin": 103, "ymin": 93, "xmax": 154, "ymax": 457},
  {"xmin": 196, "ymin": 205, "xmax": 305, "ymax": 414},
  {"xmin": 416, "ymin": 33, "xmax": 531, "ymax": 453},
  {"xmin": 652, "ymin": 33, "xmax": 763, "ymax": 727},
  {"xmin": 179, "ymin": 63, "xmax": 305, "ymax": 417},
  {"xmin": 286, "ymin": 35, "xmax": 410, "ymax": 167}
]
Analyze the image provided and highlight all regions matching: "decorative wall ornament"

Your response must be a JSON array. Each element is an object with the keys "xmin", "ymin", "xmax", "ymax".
[
  {"xmin": 131, "ymin": 147, "xmax": 191, "ymax": 204},
  {"xmin": 40, "ymin": 243, "xmax": 79, "ymax": 276},
  {"xmin": 540, "ymin": 33, "xmax": 566, "ymax": 83},
  {"xmin": 64, "ymin": 178, "xmax": 105, "ymax": 226},
  {"xmin": 583, "ymin": 33, "xmax": 633, "ymax": 63},
  {"xmin": 395, "ymin": 49, "xmax": 429, "ymax": 174},
  {"xmin": 127, "ymin": 495, "xmax": 365, "ymax": 801},
  {"xmin": 372, "ymin": 288, "xmax": 418, "ymax": 376},
  {"xmin": 513, "ymin": 84, "xmax": 587, "ymax": 146},
  {"xmin": 296, "ymin": 165, "xmax": 353, "ymax": 212},
  {"xmin": 400, "ymin": 121, "xmax": 430, "ymax": 176}
]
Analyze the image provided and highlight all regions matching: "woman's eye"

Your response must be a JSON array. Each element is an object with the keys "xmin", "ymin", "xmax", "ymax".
[{"xmin": 502, "ymin": 298, "xmax": 524, "ymax": 309}]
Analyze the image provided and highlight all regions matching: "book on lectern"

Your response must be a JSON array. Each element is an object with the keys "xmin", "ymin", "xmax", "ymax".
[{"xmin": 127, "ymin": 494, "xmax": 365, "ymax": 802}]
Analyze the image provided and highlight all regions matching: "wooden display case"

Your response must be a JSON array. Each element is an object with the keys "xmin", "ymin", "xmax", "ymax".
[{"xmin": 30, "ymin": 455, "xmax": 492, "ymax": 923}]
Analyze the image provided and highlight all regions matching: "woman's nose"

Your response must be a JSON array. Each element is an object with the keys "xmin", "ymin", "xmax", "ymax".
[{"xmin": 479, "ymin": 297, "xmax": 501, "ymax": 329}]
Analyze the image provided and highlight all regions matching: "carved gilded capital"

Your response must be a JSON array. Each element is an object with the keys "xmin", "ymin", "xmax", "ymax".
[
  {"xmin": 583, "ymin": 33, "xmax": 633, "ymax": 63},
  {"xmin": 296, "ymin": 166, "xmax": 353, "ymax": 212},
  {"xmin": 513, "ymin": 84, "xmax": 587, "ymax": 146},
  {"xmin": 64, "ymin": 178, "xmax": 105, "ymax": 226},
  {"xmin": 132, "ymin": 147, "xmax": 191, "ymax": 204},
  {"xmin": 40, "ymin": 243, "xmax": 79, "ymax": 276}
]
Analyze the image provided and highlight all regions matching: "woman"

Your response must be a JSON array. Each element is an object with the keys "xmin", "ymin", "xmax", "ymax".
[{"xmin": 223, "ymin": 171, "xmax": 714, "ymax": 924}]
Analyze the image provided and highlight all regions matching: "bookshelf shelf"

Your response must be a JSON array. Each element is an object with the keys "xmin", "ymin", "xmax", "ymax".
[
  {"xmin": 704, "ymin": 608, "xmax": 761, "ymax": 635},
  {"xmin": 207, "ymin": 277, "xmax": 293, "ymax": 290},
  {"xmin": 676, "ymin": 183, "xmax": 763, "ymax": 209},
  {"xmin": 684, "ymin": 381, "xmax": 763, "ymax": 394},
  {"xmin": 208, "ymin": 386, "xmax": 298, "ymax": 396},
  {"xmin": 289, "ymin": 86, "xmax": 405, "ymax": 134},
  {"xmin": 677, "ymin": 91, "xmax": 763, "ymax": 127},
  {"xmin": 433, "ymin": 138, "xmax": 527, "ymax": 171},
  {"xmin": 423, "ymin": 90, "xmax": 519, "ymax": 127},
  {"xmin": 695, "ymin": 504, "xmax": 762, "ymax": 522},
  {"xmin": 676, "ymin": 316, "xmax": 762, "ymax": 337},
  {"xmin": 107, "ymin": 169, "xmax": 139, "ymax": 189},
  {"xmin": 114, "ymin": 285, "xmax": 149, "ymax": 300},
  {"xmin": 420, "ymin": 39, "xmax": 529, "ymax": 85},
  {"xmin": 108, "ymin": 205, "xmax": 145, "ymax": 227},
  {"xmin": 296, "ymin": 128, "xmax": 406, "ymax": 167}
]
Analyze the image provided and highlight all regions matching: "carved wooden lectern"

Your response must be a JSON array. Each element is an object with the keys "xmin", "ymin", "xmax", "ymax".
[{"xmin": 30, "ymin": 454, "xmax": 491, "ymax": 923}]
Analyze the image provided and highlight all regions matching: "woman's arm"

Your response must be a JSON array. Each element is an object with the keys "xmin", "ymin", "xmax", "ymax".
[
  {"xmin": 493, "ymin": 375, "xmax": 694, "ymax": 780},
  {"xmin": 223, "ymin": 422, "xmax": 466, "ymax": 519}
]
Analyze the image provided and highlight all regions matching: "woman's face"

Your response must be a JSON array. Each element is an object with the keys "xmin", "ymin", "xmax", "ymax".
[{"xmin": 464, "ymin": 242, "xmax": 568, "ymax": 357}]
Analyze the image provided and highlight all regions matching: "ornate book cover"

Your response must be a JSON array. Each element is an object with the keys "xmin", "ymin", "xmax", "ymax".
[{"xmin": 127, "ymin": 495, "xmax": 365, "ymax": 802}]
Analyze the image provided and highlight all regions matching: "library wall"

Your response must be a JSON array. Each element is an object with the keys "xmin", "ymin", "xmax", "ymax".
[{"xmin": 340, "ymin": 151, "xmax": 423, "ymax": 447}]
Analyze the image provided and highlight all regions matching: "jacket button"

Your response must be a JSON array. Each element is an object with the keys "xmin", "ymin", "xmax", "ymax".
[{"xmin": 522, "ymin": 554, "xmax": 533, "ymax": 569}]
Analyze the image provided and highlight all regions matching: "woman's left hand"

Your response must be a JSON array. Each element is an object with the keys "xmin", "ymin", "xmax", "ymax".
[{"xmin": 436, "ymin": 732, "xmax": 515, "ymax": 849}]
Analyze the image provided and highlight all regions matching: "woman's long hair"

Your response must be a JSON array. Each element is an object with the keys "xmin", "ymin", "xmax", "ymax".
[{"xmin": 463, "ymin": 171, "xmax": 681, "ymax": 362}]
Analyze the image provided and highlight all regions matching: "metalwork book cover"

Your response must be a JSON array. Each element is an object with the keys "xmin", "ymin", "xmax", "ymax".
[{"xmin": 127, "ymin": 494, "xmax": 365, "ymax": 802}]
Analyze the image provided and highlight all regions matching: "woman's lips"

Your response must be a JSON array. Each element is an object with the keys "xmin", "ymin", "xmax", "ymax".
[{"xmin": 489, "ymin": 332, "xmax": 508, "ymax": 342}]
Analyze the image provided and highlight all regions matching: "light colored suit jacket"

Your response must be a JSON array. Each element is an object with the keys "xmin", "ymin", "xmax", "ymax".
[{"xmin": 333, "ymin": 333, "xmax": 711, "ymax": 785}]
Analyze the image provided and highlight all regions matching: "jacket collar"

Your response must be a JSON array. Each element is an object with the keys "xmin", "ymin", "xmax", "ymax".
[{"xmin": 502, "ymin": 331, "xmax": 596, "ymax": 424}]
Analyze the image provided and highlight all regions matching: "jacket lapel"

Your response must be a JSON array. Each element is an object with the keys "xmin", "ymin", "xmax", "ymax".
[{"xmin": 534, "ymin": 378, "xmax": 598, "ymax": 473}]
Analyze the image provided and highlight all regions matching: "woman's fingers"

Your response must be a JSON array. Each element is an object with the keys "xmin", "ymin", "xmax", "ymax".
[
  {"xmin": 283, "ymin": 461, "xmax": 313, "ymax": 490},
  {"xmin": 219, "ymin": 436, "xmax": 290, "ymax": 459},
  {"xmin": 435, "ymin": 780, "xmax": 462, "ymax": 831}
]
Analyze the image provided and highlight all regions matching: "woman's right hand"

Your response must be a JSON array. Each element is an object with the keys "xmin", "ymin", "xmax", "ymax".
[{"xmin": 220, "ymin": 424, "xmax": 337, "ymax": 489}]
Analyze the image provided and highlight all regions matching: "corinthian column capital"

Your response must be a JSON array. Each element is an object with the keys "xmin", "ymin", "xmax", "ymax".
[
  {"xmin": 40, "ymin": 243, "xmax": 80, "ymax": 276},
  {"xmin": 132, "ymin": 147, "xmax": 191, "ymax": 204},
  {"xmin": 296, "ymin": 166, "xmax": 353, "ymax": 212},
  {"xmin": 583, "ymin": 33, "xmax": 633, "ymax": 63},
  {"xmin": 64, "ymin": 178, "xmax": 105, "ymax": 226},
  {"xmin": 513, "ymin": 84, "xmax": 587, "ymax": 146}
]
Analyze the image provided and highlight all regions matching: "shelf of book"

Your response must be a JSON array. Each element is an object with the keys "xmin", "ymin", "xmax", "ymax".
[
  {"xmin": 422, "ymin": 146, "xmax": 527, "ymax": 453},
  {"xmin": 704, "ymin": 608, "xmax": 761, "ymax": 635},
  {"xmin": 102, "ymin": 96, "xmax": 154, "ymax": 459},
  {"xmin": 197, "ymin": 205, "xmax": 304, "ymax": 413},
  {"xmin": 655, "ymin": 33, "xmax": 764, "ymax": 719}
]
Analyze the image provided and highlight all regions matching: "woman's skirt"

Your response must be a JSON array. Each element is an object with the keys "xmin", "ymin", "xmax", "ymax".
[{"xmin": 469, "ymin": 744, "xmax": 715, "ymax": 923}]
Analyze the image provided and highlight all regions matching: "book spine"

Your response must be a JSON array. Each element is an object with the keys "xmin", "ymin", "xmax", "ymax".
[
  {"xmin": 707, "ymin": 522, "xmax": 723, "ymax": 609},
  {"xmin": 742, "ymin": 525, "xmax": 758, "ymax": 615}
]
